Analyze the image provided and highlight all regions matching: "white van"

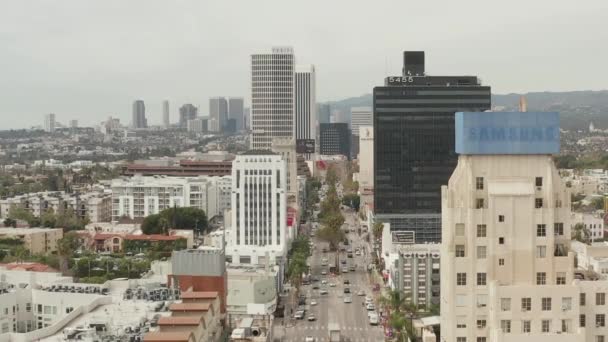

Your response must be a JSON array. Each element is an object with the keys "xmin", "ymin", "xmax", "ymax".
[{"xmin": 368, "ymin": 312, "xmax": 379, "ymax": 325}]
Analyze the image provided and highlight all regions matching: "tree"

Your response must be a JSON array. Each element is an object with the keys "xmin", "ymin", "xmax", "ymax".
[
  {"xmin": 57, "ymin": 231, "xmax": 80, "ymax": 275},
  {"xmin": 372, "ymin": 222, "xmax": 384, "ymax": 241},
  {"xmin": 573, "ymin": 223, "xmax": 591, "ymax": 243},
  {"xmin": 141, "ymin": 207, "xmax": 208, "ymax": 235},
  {"xmin": 40, "ymin": 208, "xmax": 57, "ymax": 228},
  {"xmin": 3, "ymin": 218, "xmax": 16, "ymax": 228},
  {"xmin": 342, "ymin": 194, "xmax": 360, "ymax": 211},
  {"xmin": 8, "ymin": 206, "xmax": 35, "ymax": 226},
  {"xmin": 379, "ymin": 289, "xmax": 417, "ymax": 340}
]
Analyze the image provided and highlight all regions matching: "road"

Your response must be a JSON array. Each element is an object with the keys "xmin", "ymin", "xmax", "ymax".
[{"xmin": 274, "ymin": 207, "xmax": 385, "ymax": 342}]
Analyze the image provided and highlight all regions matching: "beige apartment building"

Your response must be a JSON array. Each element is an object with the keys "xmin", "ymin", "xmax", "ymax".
[
  {"xmin": 0, "ymin": 228, "xmax": 63, "ymax": 254},
  {"xmin": 441, "ymin": 112, "xmax": 608, "ymax": 342}
]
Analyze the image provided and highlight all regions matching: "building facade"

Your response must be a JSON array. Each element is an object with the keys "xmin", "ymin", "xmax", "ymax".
[
  {"xmin": 0, "ymin": 228, "xmax": 63, "ymax": 254},
  {"xmin": 111, "ymin": 175, "xmax": 231, "ymax": 221},
  {"xmin": 179, "ymin": 104, "xmax": 198, "ymax": 129},
  {"xmin": 187, "ymin": 118, "xmax": 204, "ymax": 133},
  {"xmin": 132, "ymin": 100, "xmax": 147, "ymax": 129},
  {"xmin": 295, "ymin": 65, "xmax": 316, "ymax": 159},
  {"xmin": 228, "ymin": 97, "xmax": 244, "ymax": 132},
  {"xmin": 44, "ymin": 114, "xmax": 55, "ymax": 133},
  {"xmin": 209, "ymin": 97, "xmax": 228, "ymax": 133},
  {"xmin": 374, "ymin": 51, "xmax": 491, "ymax": 243},
  {"xmin": 271, "ymin": 138, "xmax": 298, "ymax": 203},
  {"xmin": 350, "ymin": 107, "xmax": 373, "ymax": 138},
  {"xmin": 227, "ymin": 151, "xmax": 287, "ymax": 266},
  {"xmin": 440, "ymin": 111, "xmax": 608, "ymax": 342},
  {"xmin": 319, "ymin": 123, "xmax": 350, "ymax": 158},
  {"xmin": 250, "ymin": 47, "xmax": 295, "ymax": 150},
  {"xmin": 358, "ymin": 126, "xmax": 374, "ymax": 189},
  {"xmin": 317, "ymin": 104, "xmax": 330, "ymax": 125},
  {"xmin": 163, "ymin": 100, "xmax": 170, "ymax": 128}
]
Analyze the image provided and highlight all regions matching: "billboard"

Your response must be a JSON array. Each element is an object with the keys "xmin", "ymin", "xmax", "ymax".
[
  {"xmin": 455, "ymin": 112, "xmax": 560, "ymax": 155},
  {"xmin": 296, "ymin": 139, "xmax": 315, "ymax": 154}
]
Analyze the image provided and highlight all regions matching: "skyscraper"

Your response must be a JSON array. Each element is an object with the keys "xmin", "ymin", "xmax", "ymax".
[
  {"xmin": 179, "ymin": 104, "xmax": 198, "ymax": 129},
  {"xmin": 317, "ymin": 103, "xmax": 330, "ymax": 125},
  {"xmin": 163, "ymin": 100, "xmax": 170, "ymax": 128},
  {"xmin": 373, "ymin": 51, "xmax": 491, "ymax": 243},
  {"xmin": 227, "ymin": 151, "xmax": 287, "ymax": 266},
  {"xmin": 319, "ymin": 123, "xmax": 350, "ymax": 158},
  {"xmin": 228, "ymin": 97, "xmax": 244, "ymax": 131},
  {"xmin": 350, "ymin": 107, "xmax": 373, "ymax": 137},
  {"xmin": 44, "ymin": 113, "xmax": 56, "ymax": 133},
  {"xmin": 132, "ymin": 100, "xmax": 147, "ymax": 129},
  {"xmin": 209, "ymin": 97, "xmax": 228, "ymax": 132},
  {"xmin": 250, "ymin": 47, "xmax": 295, "ymax": 150},
  {"xmin": 295, "ymin": 65, "xmax": 316, "ymax": 159}
]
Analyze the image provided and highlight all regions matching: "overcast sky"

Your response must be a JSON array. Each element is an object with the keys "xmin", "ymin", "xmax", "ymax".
[{"xmin": 1, "ymin": 0, "xmax": 607, "ymax": 129}]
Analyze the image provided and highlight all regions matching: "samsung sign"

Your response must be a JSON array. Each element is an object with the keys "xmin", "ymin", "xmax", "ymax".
[{"xmin": 455, "ymin": 112, "xmax": 560, "ymax": 155}]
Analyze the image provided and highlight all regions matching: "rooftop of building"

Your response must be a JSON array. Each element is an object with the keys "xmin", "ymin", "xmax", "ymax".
[
  {"xmin": 157, "ymin": 316, "xmax": 202, "ymax": 326},
  {"xmin": 0, "ymin": 262, "xmax": 58, "ymax": 273},
  {"xmin": 180, "ymin": 291, "xmax": 218, "ymax": 300},
  {"xmin": 125, "ymin": 234, "xmax": 185, "ymax": 242},
  {"xmin": 241, "ymin": 150, "xmax": 277, "ymax": 156},
  {"xmin": 169, "ymin": 303, "xmax": 211, "ymax": 312},
  {"xmin": 143, "ymin": 331, "xmax": 194, "ymax": 342}
]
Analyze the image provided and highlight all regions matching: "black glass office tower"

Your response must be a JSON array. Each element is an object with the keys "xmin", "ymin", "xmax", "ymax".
[{"xmin": 374, "ymin": 51, "xmax": 491, "ymax": 243}]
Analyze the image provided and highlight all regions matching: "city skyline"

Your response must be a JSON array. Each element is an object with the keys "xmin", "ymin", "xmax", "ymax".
[{"xmin": 1, "ymin": 1, "xmax": 607, "ymax": 129}]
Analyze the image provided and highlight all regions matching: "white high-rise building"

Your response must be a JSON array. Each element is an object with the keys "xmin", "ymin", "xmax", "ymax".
[
  {"xmin": 272, "ymin": 137, "xmax": 297, "ymax": 203},
  {"xmin": 163, "ymin": 100, "xmax": 170, "ymax": 128},
  {"xmin": 441, "ymin": 111, "xmax": 608, "ymax": 342},
  {"xmin": 44, "ymin": 113, "xmax": 56, "ymax": 133},
  {"xmin": 209, "ymin": 97, "xmax": 227, "ymax": 132},
  {"xmin": 250, "ymin": 47, "xmax": 295, "ymax": 150},
  {"xmin": 227, "ymin": 151, "xmax": 287, "ymax": 266},
  {"xmin": 358, "ymin": 126, "xmax": 374, "ymax": 188},
  {"xmin": 351, "ymin": 107, "xmax": 372, "ymax": 137},
  {"xmin": 111, "ymin": 175, "xmax": 231, "ymax": 221},
  {"xmin": 187, "ymin": 118, "xmax": 204, "ymax": 133},
  {"xmin": 295, "ymin": 64, "xmax": 316, "ymax": 158}
]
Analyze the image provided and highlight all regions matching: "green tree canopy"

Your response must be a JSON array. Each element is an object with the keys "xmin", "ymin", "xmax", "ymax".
[{"xmin": 141, "ymin": 207, "xmax": 208, "ymax": 235}]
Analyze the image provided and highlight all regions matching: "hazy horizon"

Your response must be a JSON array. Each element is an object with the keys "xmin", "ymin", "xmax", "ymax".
[{"xmin": 1, "ymin": 0, "xmax": 607, "ymax": 129}]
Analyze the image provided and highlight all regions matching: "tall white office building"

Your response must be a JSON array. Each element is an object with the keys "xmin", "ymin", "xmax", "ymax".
[
  {"xmin": 441, "ymin": 111, "xmax": 608, "ymax": 342},
  {"xmin": 187, "ymin": 118, "xmax": 204, "ymax": 133},
  {"xmin": 163, "ymin": 100, "xmax": 170, "ymax": 128},
  {"xmin": 358, "ymin": 126, "xmax": 374, "ymax": 189},
  {"xmin": 227, "ymin": 151, "xmax": 287, "ymax": 266},
  {"xmin": 44, "ymin": 113, "xmax": 56, "ymax": 133},
  {"xmin": 295, "ymin": 65, "xmax": 316, "ymax": 155},
  {"xmin": 350, "ymin": 107, "xmax": 373, "ymax": 136},
  {"xmin": 250, "ymin": 47, "xmax": 295, "ymax": 150}
]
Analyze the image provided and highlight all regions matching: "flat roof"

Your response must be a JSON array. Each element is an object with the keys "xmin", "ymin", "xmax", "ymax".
[
  {"xmin": 143, "ymin": 332, "xmax": 193, "ymax": 342},
  {"xmin": 169, "ymin": 303, "xmax": 211, "ymax": 312},
  {"xmin": 180, "ymin": 291, "xmax": 218, "ymax": 299},
  {"xmin": 0, "ymin": 227, "xmax": 63, "ymax": 234},
  {"xmin": 158, "ymin": 316, "xmax": 201, "ymax": 326}
]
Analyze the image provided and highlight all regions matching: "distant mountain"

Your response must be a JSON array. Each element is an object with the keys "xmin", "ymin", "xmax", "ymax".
[{"xmin": 322, "ymin": 90, "xmax": 608, "ymax": 131}]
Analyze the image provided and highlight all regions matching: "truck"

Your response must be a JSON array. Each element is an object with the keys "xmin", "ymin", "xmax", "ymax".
[{"xmin": 328, "ymin": 323, "xmax": 341, "ymax": 342}]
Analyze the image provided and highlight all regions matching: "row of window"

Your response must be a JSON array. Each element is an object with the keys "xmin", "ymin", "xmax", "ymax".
[
  {"xmin": 455, "ymin": 223, "xmax": 565, "ymax": 237},
  {"xmin": 475, "ymin": 197, "xmax": 548, "ymax": 209}
]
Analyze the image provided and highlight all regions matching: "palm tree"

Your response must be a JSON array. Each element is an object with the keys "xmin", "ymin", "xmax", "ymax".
[
  {"xmin": 372, "ymin": 222, "xmax": 384, "ymax": 242},
  {"xmin": 287, "ymin": 252, "xmax": 308, "ymax": 310},
  {"xmin": 378, "ymin": 289, "xmax": 418, "ymax": 340}
]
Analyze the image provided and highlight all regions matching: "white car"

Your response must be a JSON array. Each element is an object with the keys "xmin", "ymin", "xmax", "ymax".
[
  {"xmin": 343, "ymin": 296, "xmax": 352, "ymax": 303},
  {"xmin": 366, "ymin": 303, "xmax": 375, "ymax": 311},
  {"xmin": 321, "ymin": 270, "xmax": 327, "ymax": 275},
  {"xmin": 357, "ymin": 290, "xmax": 365, "ymax": 296},
  {"xmin": 355, "ymin": 251, "xmax": 361, "ymax": 256},
  {"xmin": 310, "ymin": 300, "xmax": 318, "ymax": 306},
  {"xmin": 320, "ymin": 289, "xmax": 328, "ymax": 295},
  {"xmin": 329, "ymin": 283, "xmax": 336, "ymax": 287},
  {"xmin": 368, "ymin": 312, "xmax": 379, "ymax": 325},
  {"xmin": 305, "ymin": 336, "xmax": 315, "ymax": 342},
  {"xmin": 321, "ymin": 280, "xmax": 327, "ymax": 284},
  {"xmin": 308, "ymin": 314, "xmax": 316, "ymax": 321},
  {"xmin": 365, "ymin": 296, "xmax": 373, "ymax": 303}
]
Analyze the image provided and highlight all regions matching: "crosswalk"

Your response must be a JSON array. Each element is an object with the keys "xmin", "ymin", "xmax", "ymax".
[{"xmin": 291, "ymin": 325, "xmax": 379, "ymax": 332}]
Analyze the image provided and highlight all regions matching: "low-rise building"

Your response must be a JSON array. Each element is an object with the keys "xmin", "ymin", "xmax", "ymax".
[
  {"xmin": 226, "ymin": 265, "xmax": 278, "ymax": 328},
  {"xmin": 571, "ymin": 241, "xmax": 608, "ymax": 279},
  {"xmin": 0, "ymin": 227, "xmax": 63, "ymax": 254}
]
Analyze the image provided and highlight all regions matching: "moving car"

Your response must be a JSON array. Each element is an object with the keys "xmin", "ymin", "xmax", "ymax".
[
  {"xmin": 349, "ymin": 265, "xmax": 355, "ymax": 271},
  {"xmin": 320, "ymin": 289, "xmax": 328, "ymax": 295},
  {"xmin": 343, "ymin": 287, "xmax": 350, "ymax": 294},
  {"xmin": 310, "ymin": 300, "xmax": 318, "ymax": 306},
  {"xmin": 305, "ymin": 336, "xmax": 315, "ymax": 342},
  {"xmin": 321, "ymin": 270, "xmax": 327, "ymax": 275},
  {"xmin": 368, "ymin": 312, "xmax": 379, "ymax": 325},
  {"xmin": 344, "ymin": 280, "xmax": 350, "ymax": 285},
  {"xmin": 357, "ymin": 290, "xmax": 365, "ymax": 296},
  {"xmin": 321, "ymin": 280, "xmax": 327, "ymax": 284},
  {"xmin": 343, "ymin": 296, "xmax": 352, "ymax": 303},
  {"xmin": 366, "ymin": 303, "xmax": 375, "ymax": 311},
  {"xmin": 342, "ymin": 268, "xmax": 348, "ymax": 273},
  {"xmin": 308, "ymin": 314, "xmax": 316, "ymax": 321},
  {"xmin": 294, "ymin": 310, "xmax": 305, "ymax": 319},
  {"xmin": 329, "ymin": 283, "xmax": 336, "ymax": 287}
]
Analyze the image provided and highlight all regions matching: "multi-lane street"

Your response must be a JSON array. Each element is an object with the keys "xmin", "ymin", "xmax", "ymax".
[{"xmin": 274, "ymin": 207, "xmax": 385, "ymax": 342}]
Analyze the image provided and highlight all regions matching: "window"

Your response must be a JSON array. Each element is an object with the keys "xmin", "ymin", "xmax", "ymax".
[
  {"xmin": 500, "ymin": 320, "xmax": 511, "ymax": 333},
  {"xmin": 499, "ymin": 237, "xmax": 505, "ymax": 244},
  {"xmin": 542, "ymin": 297, "xmax": 552, "ymax": 311},
  {"xmin": 537, "ymin": 224, "xmax": 546, "ymax": 237},
  {"xmin": 501, "ymin": 298, "xmax": 511, "ymax": 311},
  {"xmin": 457, "ymin": 273, "xmax": 467, "ymax": 286},
  {"xmin": 476, "ymin": 294, "xmax": 487, "ymax": 308},
  {"xmin": 457, "ymin": 338, "xmax": 466, "ymax": 342},
  {"xmin": 581, "ymin": 314, "xmax": 586, "ymax": 327},
  {"xmin": 554, "ymin": 223, "xmax": 564, "ymax": 236},
  {"xmin": 477, "ymin": 246, "xmax": 487, "ymax": 259},
  {"xmin": 522, "ymin": 320, "xmax": 531, "ymax": 333},
  {"xmin": 521, "ymin": 297, "xmax": 531, "ymax": 311},
  {"xmin": 476, "ymin": 224, "xmax": 487, "ymax": 237},
  {"xmin": 456, "ymin": 317, "xmax": 467, "ymax": 328},
  {"xmin": 597, "ymin": 293, "xmax": 606, "ymax": 305},
  {"xmin": 456, "ymin": 295, "xmax": 467, "ymax": 307},
  {"xmin": 477, "ymin": 273, "xmax": 487, "ymax": 286},
  {"xmin": 477, "ymin": 319, "xmax": 487, "ymax": 329},
  {"xmin": 542, "ymin": 320, "xmax": 551, "ymax": 332},
  {"xmin": 535, "ymin": 198, "xmax": 543, "ymax": 208},
  {"xmin": 476, "ymin": 177, "xmax": 484, "ymax": 190},
  {"xmin": 597, "ymin": 336, "xmax": 605, "ymax": 342},
  {"xmin": 562, "ymin": 319, "xmax": 571, "ymax": 333},
  {"xmin": 25, "ymin": 303, "xmax": 31, "ymax": 313},
  {"xmin": 43, "ymin": 306, "xmax": 51, "ymax": 315},
  {"xmin": 498, "ymin": 215, "xmax": 505, "ymax": 222},
  {"xmin": 536, "ymin": 177, "xmax": 543, "ymax": 187},
  {"xmin": 477, "ymin": 338, "xmax": 487, "ymax": 342},
  {"xmin": 499, "ymin": 258, "xmax": 505, "ymax": 266},
  {"xmin": 581, "ymin": 293, "xmax": 586, "ymax": 306},
  {"xmin": 455, "ymin": 245, "xmax": 465, "ymax": 257},
  {"xmin": 597, "ymin": 314, "xmax": 605, "ymax": 327},
  {"xmin": 536, "ymin": 246, "xmax": 547, "ymax": 258},
  {"xmin": 557, "ymin": 272, "xmax": 566, "ymax": 285},
  {"xmin": 476, "ymin": 198, "xmax": 485, "ymax": 209},
  {"xmin": 537, "ymin": 272, "xmax": 547, "ymax": 285},
  {"xmin": 455, "ymin": 224, "xmax": 465, "ymax": 236},
  {"xmin": 562, "ymin": 297, "xmax": 572, "ymax": 311},
  {"xmin": 37, "ymin": 305, "xmax": 42, "ymax": 314}
]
